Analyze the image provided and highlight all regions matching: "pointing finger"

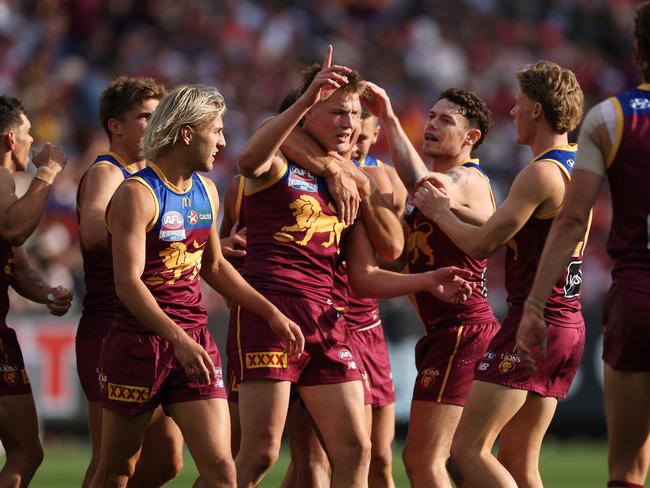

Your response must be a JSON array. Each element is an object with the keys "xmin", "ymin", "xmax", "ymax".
[{"xmin": 323, "ymin": 44, "xmax": 333, "ymax": 69}]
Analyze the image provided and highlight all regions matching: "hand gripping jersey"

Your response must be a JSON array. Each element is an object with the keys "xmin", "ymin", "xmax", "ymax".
[
  {"xmin": 505, "ymin": 145, "xmax": 587, "ymax": 325},
  {"xmin": 111, "ymin": 163, "xmax": 215, "ymax": 331},
  {"xmin": 606, "ymin": 85, "xmax": 650, "ymax": 291},
  {"xmin": 241, "ymin": 161, "xmax": 346, "ymax": 303},
  {"xmin": 0, "ymin": 239, "xmax": 12, "ymax": 325},
  {"xmin": 404, "ymin": 159, "xmax": 496, "ymax": 329},
  {"xmin": 77, "ymin": 153, "xmax": 136, "ymax": 335}
]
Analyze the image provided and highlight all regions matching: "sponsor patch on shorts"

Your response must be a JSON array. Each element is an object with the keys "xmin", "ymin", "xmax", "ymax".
[
  {"xmin": 419, "ymin": 368, "xmax": 440, "ymax": 390},
  {"xmin": 107, "ymin": 382, "xmax": 150, "ymax": 403},
  {"xmin": 245, "ymin": 351, "xmax": 288, "ymax": 369}
]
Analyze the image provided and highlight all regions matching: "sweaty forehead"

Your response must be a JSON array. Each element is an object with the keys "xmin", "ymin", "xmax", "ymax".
[{"xmin": 328, "ymin": 91, "xmax": 361, "ymax": 111}]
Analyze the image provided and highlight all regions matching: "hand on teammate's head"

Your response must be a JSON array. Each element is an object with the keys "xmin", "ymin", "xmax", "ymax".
[
  {"xmin": 361, "ymin": 81, "xmax": 393, "ymax": 120},
  {"xmin": 299, "ymin": 45, "xmax": 352, "ymax": 108}
]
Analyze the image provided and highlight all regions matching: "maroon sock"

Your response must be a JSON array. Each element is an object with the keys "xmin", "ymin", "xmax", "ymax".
[{"xmin": 607, "ymin": 481, "xmax": 644, "ymax": 488}]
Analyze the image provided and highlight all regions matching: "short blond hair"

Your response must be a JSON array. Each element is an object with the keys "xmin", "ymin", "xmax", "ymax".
[
  {"xmin": 517, "ymin": 60, "xmax": 584, "ymax": 133},
  {"xmin": 142, "ymin": 85, "xmax": 226, "ymax": 161}
]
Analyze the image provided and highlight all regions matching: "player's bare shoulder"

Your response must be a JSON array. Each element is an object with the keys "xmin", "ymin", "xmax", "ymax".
[{"xmin": 78, "ymin": 162, "xmax": 126, "ymax": 203}]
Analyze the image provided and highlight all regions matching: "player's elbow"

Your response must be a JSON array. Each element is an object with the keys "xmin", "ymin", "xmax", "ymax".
[
  {"xmin": 238, "ymin": 152, "xmax": 266, "ymax": 179},
  {"xmin": 376, "ymin": 238, "xmax": 404, "ymax": 262},
  {"xmin": 114, "ymin": 275, "xmax": 139, "ymax": 303}
]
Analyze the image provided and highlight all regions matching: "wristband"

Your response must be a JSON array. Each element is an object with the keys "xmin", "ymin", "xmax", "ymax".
[{"xmin": 34, "ymin": 166, "xmax": 57, "ymax": 185}]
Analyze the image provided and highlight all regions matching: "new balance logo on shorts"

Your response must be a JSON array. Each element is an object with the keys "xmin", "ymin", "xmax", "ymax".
[
  {"xmin": 108, "ymin": 382, "xmax": 150, "ymax": 403},
  {"xmin": 245, "ymin": 352, "xmax": 288, "ymax": 369}
]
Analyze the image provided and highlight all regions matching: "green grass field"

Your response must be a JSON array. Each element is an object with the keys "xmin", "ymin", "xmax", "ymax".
[{"xmin": 12, "ymin": 439, "xmax": 607, "ymax": 487}]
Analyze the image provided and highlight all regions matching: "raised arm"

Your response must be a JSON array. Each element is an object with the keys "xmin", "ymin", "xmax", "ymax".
[
  {"xmin": 200, "ymin": 178, "xmax": 304, "ymax": 354},
  {"xmin": 362, "ymin": 82, "xmax": 429, "ymax": 191},
  {"xmin": 414, "ymin": 162, "xmax": 555, "ymax": 259},
  {"xmin": 0, "ymin": 144, "xmax": 68, "ymax": 246},
  {"xmin": 78, "ymin": 163, "xmax": 125, "ymax": 251},
  {"xmin": 10, "ymin": 246, "xmax": 72, "ymax": 316},
  {"xmin": 238, "ymin": 46, "xmax": 352, "ymax": 179}
]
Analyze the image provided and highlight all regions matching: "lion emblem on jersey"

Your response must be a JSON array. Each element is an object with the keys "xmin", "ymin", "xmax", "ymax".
[
  {"xmin": 274, "ymin": 195, "xmax": 345, "ymax": 248},
  {"xmin": 145, "ymin": 240, "xmax": 206, "ymax": 286},
  {"xmin": 407, "ymin": 222, "xmax": 435, "ymax": 265}
]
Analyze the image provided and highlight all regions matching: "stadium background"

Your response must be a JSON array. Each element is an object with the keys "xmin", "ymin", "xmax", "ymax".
[{"xmin": 1, "ymin": 0, "xmax": 643, "ymax": 480}]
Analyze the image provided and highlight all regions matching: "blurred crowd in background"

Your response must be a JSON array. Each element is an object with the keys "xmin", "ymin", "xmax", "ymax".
[{"xmin": 2, "ymin": 0, "xmax": 641, "ymax": 333}]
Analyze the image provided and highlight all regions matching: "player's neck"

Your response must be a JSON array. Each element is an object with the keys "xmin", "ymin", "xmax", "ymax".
[
  {"xmin": 151, "ymin": 152, "xmax": 193, "ymax": 191},
  {"xmin": 109, "ymin": 141, "xmax": 146, "ymax": 171},
  {"xmin": 0, "ymin": 152, "xmax": 17, "ymax": 174},
  {"xmin": 529, "ymin": 129, "xmax": 569, "ymax": 159},
  {"xmin": 430, "ymin": 151, "xmax": 473, "ymax": 174}
]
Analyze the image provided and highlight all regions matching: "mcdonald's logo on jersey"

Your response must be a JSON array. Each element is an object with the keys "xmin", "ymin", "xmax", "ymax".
[{"xmin": 182, "ymin": 196, "xmax": 192, "ymax": 208}]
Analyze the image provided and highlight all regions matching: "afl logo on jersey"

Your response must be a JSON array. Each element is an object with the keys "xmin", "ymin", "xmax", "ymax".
[
  {"xmin": 630, "ymin": 98, "xmax": 650, "ymax": 111},
  {"xmin": 288, "ymin": 165, "xmax": 318, "ymax": 193},
  {"xmin": 187, "ymin": 210, "xmax": 199, "ymax": 225},
  {"xmin": 160, "ymin": 211, "xmax": 186, "ymax": 242}
]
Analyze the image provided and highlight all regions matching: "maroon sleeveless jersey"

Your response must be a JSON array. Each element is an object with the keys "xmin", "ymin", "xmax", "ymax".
[
  {"xmin": 0, "ymin": 239, "xmax": 13, "ymax": 326},
  {"xmin": 77, "ymin": 153, "xmax": 135, "ymax": 335},
  {"xmin": 111, "ymin": 164, "xmax": 215, "ymax": 332},
  {"xmin": 242, "ymin": 161, "xmax": 346, "ymax": 303},
  {"xmin": 606, "ymin": 85, "xmax": 650, "ymax": 292},
  {"xmin": 230, "ymin": 175, "xmax": 246, "ymax": 271},
  {"xmin": 505, "ymin": 146, "xmax": 585, "ymax": 325},
  {"xmin": 404, "ymin": 160, "xmax": 496, "ymax": 328}
]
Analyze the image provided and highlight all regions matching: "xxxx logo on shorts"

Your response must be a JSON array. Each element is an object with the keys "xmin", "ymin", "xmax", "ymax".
[
  {"xmin": 108, "ymin": 382, "xmax": 150, "ymax": 403},
  {"xmin": 245, "ymin": 352, "xmax": 288, "ymax": 369},
  {"xmin": 419, "ymin": 368, "xmax": 440, "ymax": 390}
]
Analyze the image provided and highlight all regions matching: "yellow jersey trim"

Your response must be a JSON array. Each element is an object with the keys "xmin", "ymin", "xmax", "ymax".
[
  {"xmin": 197, "ymin": 174, "xmax": 216, "ymax": 219},
  {"xmin": 638, "ymin": 83, "xmax": 650, "ymax": 91},
  {"xmin": 235, "ymin": 175, "xmax": 245, "ymax": 221},
  {"xmin": 236, "ymin": 305, "xmax": 244, "ymax": 381},
  {"xmin": 531, "ymin": 144, "xmax": 576, "ymax": 161},
  {"xmin": 606, "ymin": 97, "xmax": 623, "ymax": 168},
  {"xmin": 465, "ymin": 162, "xmax": 496, "ymax": 211},
  {"xmin": 533, "ymin": 157, "xmax": 573, "ymax": 220},
  {"xmin": 130, "ymin": 176, "xmax": 160, "ymax": 232},
  {"xmin": 244, "ymin": 161, "xmax": 288, "ymax": 196},
  {"xmin": 97, "ymin": 151, "xmax": 141, "ymax": 174},
  {"xmin": 148, "ymin": 162, "xmax": 193, "ymax": 194},
  {"xmin": 437, "ymin": 325, "xmax": 464, "ymax": 402}
]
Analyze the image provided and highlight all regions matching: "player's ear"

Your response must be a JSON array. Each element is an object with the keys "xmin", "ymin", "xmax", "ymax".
[
  {"xmin": 372, "ymin": 125, "xmax": 380, "ymax": 144},
  {"xmin": 4, "ymin": 129, "xmax": 15, "ymax": 150},
  {"xmin": 180, "ymin": 125, "xmax": 193, "ymax": 145},
  {"xmin": 532, "ymin": 102, "xmax": 543, "ymax": 121},
  {"xmin": 466, "ymin": 127, "xmax": 481, "ymax": 146},
  {"xmin": 107, "ymin": 118, "xmax": 121, "ymax": 138}
]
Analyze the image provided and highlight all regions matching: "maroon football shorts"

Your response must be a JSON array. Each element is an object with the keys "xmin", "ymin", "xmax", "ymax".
[
  {"xmin": 0, "ymin": 325, "xmax": 31, "ymax": 395},
  {"xmin": 412, "ymin": 320, "xmax": 500, "ymax": 406},
  {"xmin": 100, "ymin": 325, "xmax": 226, "ymax": 415},
  {"xmin": 227, "ymin": 294, "xmax": 362, "ymax": 387},
  {"xmin": 603, "ymin": 284, "xmax": 650, "ymax": 371},
  {"xmin": 349, "ymin": 323, "xmax": 395, "ymax": 408},
  {"xmin": 474, "ymin": 311, "xmax": 584, "ymax": 398},
  {"xmin": 76, "ymin": 333, "xmax": 105, "ymax": 402}
]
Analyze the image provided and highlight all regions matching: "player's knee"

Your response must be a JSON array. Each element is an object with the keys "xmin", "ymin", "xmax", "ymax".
[
  {"xmin": 5, "ymin": 442, "xmax": 44, "ymax": 476},
  {"xmin": 335, "ymin": 438, "xmax": 371, "ymax": 469},
  {"xmin": 371, "ymin": 444, "xmax": 393, "ymax": 473},
  {"xmin": 153, "ymin": 455, "xmax": 184, "ymax": 484},
  {"xmin": 248, "ymin": 445, "xmax": 281, "ymax": 475}
]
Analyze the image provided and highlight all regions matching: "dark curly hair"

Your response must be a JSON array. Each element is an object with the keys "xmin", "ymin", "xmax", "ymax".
[
  {"xmin": 635, "ymin": 1, "xmax": 650, "ymax": 82},
  {"xmin": 516, "ymin": 60, "xmax": 584, "ymax": 133},
  {"xmin": 438, "ymin": 88, "xmax": 491, "ymax": 151},
  {"xmin": 0, "ymin": 96, "xmax": 25, "ymax": 133},
  {"xmin": 99, "ymin": 76, "xmax": 165, "ymax": 140}
]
